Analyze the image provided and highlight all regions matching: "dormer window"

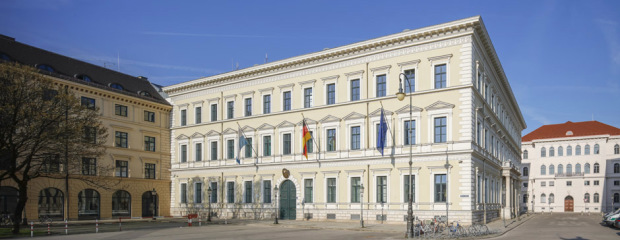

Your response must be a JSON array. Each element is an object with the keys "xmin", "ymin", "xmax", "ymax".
[
  {"xmin": 0, "ymin": 52, "xmax": 12, "ymax": 61},
  {"xmin": 566, "ymin": 131, "xmax": 573, "ymax": 136},
  {"xmin": 139, "ymin": 91, "xmax": 151, "ymax": 97},
  {"xmin": 36, "ymin": 64, "xmax": 54, "ymax": 73},
  {"xmin": 75, "ymin": 74, "xmax": 92, "ymax": 82},
  {"xmin": 109, "ymin": 83, "xmax": 124, "ymax": 90}
]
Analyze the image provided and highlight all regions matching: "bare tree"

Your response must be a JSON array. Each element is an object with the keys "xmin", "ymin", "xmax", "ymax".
[{"xmin": 0, "ymin": 63, "xmax": 108, "ymax": 233}]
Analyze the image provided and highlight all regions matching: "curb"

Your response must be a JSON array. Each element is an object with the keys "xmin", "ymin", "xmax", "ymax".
[{"xmin": 482, "ymin": 214, "xmax": 536, "ymax": 239}]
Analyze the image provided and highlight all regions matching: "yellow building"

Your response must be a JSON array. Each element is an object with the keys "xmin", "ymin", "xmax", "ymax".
[
  {"xmin": 0, "ymin": 35, "xmax": 172, "ymax": 220},
  {"xmin": 164, "ymin": 16, "xmax": 526, "ymax": 224}
]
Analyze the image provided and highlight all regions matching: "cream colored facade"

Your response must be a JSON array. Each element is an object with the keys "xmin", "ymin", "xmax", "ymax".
[{"xmin": 164, "ymin": 16, "xmax": 525, "ymax": 224}]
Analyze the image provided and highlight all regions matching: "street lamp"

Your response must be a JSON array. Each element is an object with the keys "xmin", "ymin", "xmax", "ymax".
[
  {"xmin": 274, "ymin": 185, "xmax": 279, "ymax": 224},
  {"xmin": 207, "ymin": 186, "xmax": 212, "ymax": 222},
  {"xmin": 396, "ymin": 73, "xmax": 414, "ymax": 238},
  {"xmin": 151, "ymin": 188, "xmax": 157, "ymax": 220},
  {"xmin": 360, "ymin": 184, "xmax": 364, "ymax": 228}
]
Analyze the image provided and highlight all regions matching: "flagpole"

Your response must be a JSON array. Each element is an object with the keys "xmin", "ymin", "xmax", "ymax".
[
  {"xmin": 379, "ymin": 101, "xmax": 395, "ymax": 140},
  {"xmin": 236, "ymin": 122, "xmax": 259, "ymax": 164},
  {"xmin": 301, "ymin": 113, "xmax": 320, "ymax": 161}
]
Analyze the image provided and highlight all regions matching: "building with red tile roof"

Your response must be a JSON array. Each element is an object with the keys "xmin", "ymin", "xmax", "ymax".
[{"xmin": 523, "ymin": 121, "xmax": 620, "ymax": 142}]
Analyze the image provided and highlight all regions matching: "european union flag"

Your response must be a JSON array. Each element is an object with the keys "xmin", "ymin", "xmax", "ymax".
[{"xmin": 377, "ymin": 108, "xmax": 388, "ymax": 156}]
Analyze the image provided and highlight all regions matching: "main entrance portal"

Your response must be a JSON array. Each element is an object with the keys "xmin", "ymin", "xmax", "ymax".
[
  {"xmin": 279, "ymin": 180, "xmax": 296, "ymax": 220},
  {"xmin": 564, "ymin": 196, "xmax": 574, "ymax": 212}
]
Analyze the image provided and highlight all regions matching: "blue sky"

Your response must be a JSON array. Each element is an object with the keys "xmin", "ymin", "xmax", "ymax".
[{"xmin": 1, "ymin": 0, "xmax": 619, "ymax": 135}]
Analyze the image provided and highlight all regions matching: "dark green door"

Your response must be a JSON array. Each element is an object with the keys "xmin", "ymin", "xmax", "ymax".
[{"xmin": 279, "ymin": 180, "xmax": 296, "ymax": 220}]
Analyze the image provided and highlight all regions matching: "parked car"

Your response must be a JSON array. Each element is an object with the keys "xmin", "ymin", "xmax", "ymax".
[
  {"xmin": 614, "ymin": 218, "xmax": 620, "ymax": 228},
  {"xmin": 604, "ymin": 212, "xmax": 620, "ymax": 226}
]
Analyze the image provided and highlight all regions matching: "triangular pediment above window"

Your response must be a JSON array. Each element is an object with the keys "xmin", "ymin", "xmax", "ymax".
[
  {"xmin": 222, "ymin": 128, "xmax": 237, "ymax": 135},
  {"xmin": 277, "ymin": 120, "xmax": 296, "ymax": 128},
  {"xmin": 191, "ymin": 132, "xmax": 205, "ymax": 138},
  {"xmin": 395, "ymin": 105, "xmax": 423, "ymax": 114},
  {"xmin": 297, "ymin": 118, "xmax": 317, "ymax": 126},
  {"xmin": 176, "ymin": 134, "xmax": 189, "ymax": 140},
  {"xmin": 369, "ymin": 108, "xmax": 394, "ymax": 117},
  {"xmin": 320, "ymin": 115, "xmax": 341, "ymax": 123},
  {"xmin": 241, "ymin": 125, "xmax": 255, "ymax": 132},
  {"xmin": 258, "ymin": 123, "xmax": 275, "ymax": 130},
  {"xmin": 343, "ymin": 112, "xmax": 366, "ymax": 120},
  {"xmin": 206, "ymin": 130, "xmax": 220, "ymax": 137},
  {"xmin": 425, "ymin": 101, "xmax": 455, "ymax": 111}
]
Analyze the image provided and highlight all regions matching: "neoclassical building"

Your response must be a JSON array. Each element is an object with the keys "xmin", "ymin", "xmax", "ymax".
[
  {"xmin": 521, "ymin": 121, "xmax": 620, "ymax": 213},
  {"xmin": 0, "ymin": 35, "xmax": 172, "ymax": 220},
  {"xmin": 164, "ymin": 16, "xmax": 526, "ymax": 224}
]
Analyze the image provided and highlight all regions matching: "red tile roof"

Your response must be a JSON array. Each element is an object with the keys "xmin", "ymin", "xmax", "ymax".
[{"xmin": 522, "ymin": 121, "xmax": 620, "ymax": 142}]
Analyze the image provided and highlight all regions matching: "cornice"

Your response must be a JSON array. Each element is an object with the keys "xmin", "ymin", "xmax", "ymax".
[{"xmin": 320, "ymin": 75, "xmax": 339, "ymax": 82}]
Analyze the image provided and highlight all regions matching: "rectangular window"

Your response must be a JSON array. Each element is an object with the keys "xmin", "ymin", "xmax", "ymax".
[
  {"xmin": 211, "ymin": 104, "xmax": 217, "ymax": 122},
  {"xmin": 304, "ymin": 88, "xmax": 312, "ymax": 108},
  {"xmin": 376, "ymin": 176, "xmax": 387, "ymax": 203},
  {"xmin": 283, "ymin": 91, "xmax": 291, "ymax": 111},
  {"xmin": 614, "ymin": 181, "xmax": 620, "ymax": 186},
  {"xmin": 195, "ymin": 106, "xmax": 202, "ymax": 123},
  {"xmin": 195, "ymin": 183, "xmax": 202, "ymax": 203},
  {"xmin": 42, "ymin": 155, "xmax": 60, "ymax": 173},
  {"xmin": 83, "ymin": 127, "xmax": 97, "ymax": 144},
  {"xmin": 549, "ymin": 181, "xmax": 554, "ymax": 186},
  {"xmin": 283, "ymin": 133, "xmax": 292, "ymax": 155},
  {"xmin": 585, "ymin": 180, "xmax": 590, "ymax": 186},
  {"xmin": 144, "ymin": 136, "xmax": 156, "ymax": 152},
  {"xmin": 327, "ymin": 129, "xmax": 336, "ymax": 151},
  {"xmin": 227, "ymin": 182, "xmax": 235, "ymax": 203},
  {"xmin": 434, "ymin": 117, "xmax": 447, "ymax": 143},
  {"xmin": 304, "ymin": 179, "xmax": 313, "ymax": 203},
  {"xmin": 476, "ymin": 121, "xmax": 481, "ymax": 144},
  {"xmin": 195, "ymin": 143, "xmax": 202, "ymax": 162},
  {"xmin": 306, "ymin": 131, "xmax": 313, "ymax": 153},
  {"xmin": 434, "ymin": 64, "xmax": 447, "ymax": 89},
  {"xmin": 244, "ymin": 98, "xmax": 252, "ymax": 116},
  {"xmin": 263, "ymin": 95, "xmax": 271, "ymax": 114},
  {"xmin": 227, "ymin": 139, "xmax": 234, "ymax": 159},
  {"xmin": 326, "ymin": 83, "xmax": 335, "ymax": 105},
  {"xmin": 351, "ymin": 177, "xmax": 361, "ymax": 203},
  {"xmin": 263, "ymin": 180, "xmax": 271, "ymax": 203},
  {"xmin": 211, "ymin": 142, "xmax": 218, "ymax": 160},
  {"xmin": 115, "ymin": 160, "xmax": 128, "ymax": 178},
  {"xmin": 567, "ymin": 181, "xmax": 572, "ymax": 186},
  {"xmin": 434, "ymin": 174, "xmax": 447, "ymax": 202},
  {"xmin": 245, "ymin": 138, "xmax": 252, "ymax": 158},
  {"xmin": 350, "ymin": 126, "xmax": 360, "ymax": 150},
  {"xmin": 327, "ymin": 178, "xmax": 336, "ymax": 203},
  {"xmin": 115, "ymin": 131, "xmax": 128, "ymax": 148},
  {"xmin": 227, "ymin": 101, "xmax": 234, "ymax": 119},
  {"xmin": 404, "ymin": 69, "xmax": 415, "ymax": 93},
  {"xmin": 180, "ymin": 109, "xmax": 187, "ymax": 126},
  {"xmin": 145, "ymin": 163, "xmax": 156, "ymax": 179},
  {"xmin": 594, "ymin": 180, "xmax": 599, "ymax": 186},
  {"xmin": 351, "ymin": 79, "xmax": 360, "ymax": 101},
  {"xmin": 81, "ymin": 97, "xmax": 95, "ymax": 110},
  {"xmin": 210, "ymin": 182, "xmax": 218, "ymax": 203},
  {"xmin": 244, "ymin": 181, "xmax": 253, "ymax": 203},
  {"xmin": 376, "ymin": 74, "xmax": 386, "ymax": 97},
  {"xmin": 263, "ymin": 136, "xmax": 271, "ymax": 156},
  {"xmin": 404, "ymin": 120, "xmax": 415, "ymax": 145},
  {"xmin": 144, "ymin": 111, "xmax": 155, "ymax": 122},
  {"xmin": 81, "ymin": 157, "xmax": 96, "ymax": 176},
  {"xmin": 180, "ymin": 183, "xmax": 187, "ymax": 204},
  {"xmin": 404, "ymin": 175, "xmax": 415, "ymax": 202},
  {"xmin": 180, "ymin": 144, "xmax": 187, "ymax": 163},
  {"xmin": 541, "ymin": 181, "xmax": 546, "ymax": 187}
]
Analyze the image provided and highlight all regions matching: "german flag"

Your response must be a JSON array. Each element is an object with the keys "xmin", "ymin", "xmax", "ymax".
[{"xmin": 302, "ymin": 119, "xmax": 312, "ymax": 159}]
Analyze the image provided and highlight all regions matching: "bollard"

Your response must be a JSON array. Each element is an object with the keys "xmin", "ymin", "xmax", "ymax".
[
  {"xmin": 189, "ymin": 217, "xmax": 192, "ymax": 227},
  {"xmin": 30, "ymin": 221, "xmax": 33, "ymax": 238},
  {"xmin": 96, "ymin": 219, "xmax": 99, "ymax": 233},
  {"xmin": 199, "ymin": 216, "xmax": 202, "ymax": 226},
  {"xmin": 47, "ymin": 223, "xmax": 50, "ymax": 235},
  {"xmin": 119, "ymin": 217, "xmax": 122, "ymax": 231},
  {"xmin": 65, "ymin": 219, "xmax": 68, "ymax": 235}
]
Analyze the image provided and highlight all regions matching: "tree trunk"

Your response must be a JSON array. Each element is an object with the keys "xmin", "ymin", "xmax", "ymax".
[{"xmin": 12, "ymin": 182, "xmax": 28, "ymax": 234}]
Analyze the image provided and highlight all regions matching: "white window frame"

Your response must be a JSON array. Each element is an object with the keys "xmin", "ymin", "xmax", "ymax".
[
  {"xmin": 370, "ymin": 113, "xmax": 394, "ymax": 150},
  {"xmin": 178, "ymin": 139, "xmax": 189, "ymax": 164},
  {"xmin": 278, "ymin": 83, "xmax": 294, "ymax": 111},
  {"xmin": 397, "ymin": 111, "xmax": 422, "ymax": 146},
  {"xmin": 192, "ymin": 100, "xmax": 204, "ymax": 125},
  {"xmin": 428, "ymin": 166, "xmax": 450, "ymax": 209},
  {"xmin": 192, "ymin": 138, "xmax": 204, "ymax": 162},
  {"xmin": 279, "ymin": 127, "xmax": 295, "ymax": 156},
  {"xmin": 322, "ymin": 170, "xmax": 340, "ymax": 208},
  {"xmin": 298, "ymin": 122, "xmax": 317, "ymax": 158},
  {"xmin": 299, "ymin": 79, "xmax": 316, "ymax": 109},
  {"xmin": 428, "ymin": 54, "xmax": 452, "ymax": 89},
  {"xmin": 260, "ymin": 174, "xmax": 274, "ymax": 204},
  {"xmin": 259, "ymin": 130, "xmax": 274, "ymax": 157},
  {"xmin": 178, "ymin": 103, "xmax": 189, "ymax": 127},
  {"xmin": 322, "ymin": 122, "xmax": 340, "ymax": 153},
  {"xmin": 300, "ymin": 172, "xmax": 317, "ymax": 205},
  {"xmin": 179, "ymin": 180, "xmax": 188, "ymax": 205},
  {"xmin": 346, "ymin": 170, "xmax": 365, "ymax": 207},
  {"xmin": 345, "ymin": 119, "xmax": 365, "ymax": 151},
  {"xmin": 259, "ymin": 87, "xmax": 273, "ymax": 115},
  {"xmin": 370, "ymin": 65, "xmax": 391, "ymax": 98},
  {"xmin": 207, "ymin": 132, "xmax": 220, "ymax": 161},
  {"xmin": 223, "ymin": 134, "xmax": 236, "ymax": 161},
  {"xmin": 345, "ymin": 70, "xmax": 364, "ymax": 101},
  {"xmin": 399, "ymin": 167, "xmax": 420, "ymax": 209},
  {"xmin": 321, "ymin": 75, "xmax": 339, "ymax": 105},
  {"xmin": 224, "ymin": 178, "xmax": 236, "ymax": 204},
  {"xmin": 194, "ymin": 181, "xmax": 203, "ymax": 203},
  {"xmin": 427, "ymin": 108, "xmax": 453, "ymax": 143},
  {"xmin": 398, "ymin": 60, "xmax": 420, "ymax": 93},
  {"xmin": 207, "ymin": 97, "xmax": 219, "ymax": 122},
  {"xmin": 372, "ymin": 169, "xmax": 390, "ymax": 206}
]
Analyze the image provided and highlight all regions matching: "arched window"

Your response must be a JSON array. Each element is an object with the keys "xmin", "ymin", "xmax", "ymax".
[
  {"xmin": 78, "ymin": 189, "xmax": 100, "ymax": 219},
  {"xmin": 75, "ymin": 74, "xmax": 92, "ymax": 82},
  {"xmin": 1, "ymin": 187, "xmax": 19, "ymax": 218},
  {"xmin": 585, "ymin": 144, "xmax": 590, "ymax": 155},
  {"xmin": 615, "ymin": 144, "xmax": 619, "ymax": 155},
  {"xmin": 558, "ymin": 146, "xmax": 563, "ymax": 156},
  {"xmin": 109, "ymin": 83, "xmax": 124, "ymax": 90},
  {"xmin": 523, "ymin": 167, "xmax": 529, "ymax": 176},
  {"xmin": 558, "ymin": 164, "xmax": 564, "ymax": 174},
  {"xmin": 523, "ymin": 150, "xmax": 528, "ymax": 159},
  {"xmin": 576, "ymin": 163, "xmax": 581, "ymax": 174},
  {"xmin": 549, "ymin": 164, "xmax": 555, "ymax": 175},
  {"xmin": 567, "ymin": 164, "xmax": 572, "ymax": 174},
  {"xmin": 139, "ymin": 91, "xmax": 152, "ymax": 97},
  {"xmin": 549, "ymin": 147, "xmax": 555, "ymax": 157},
  {"xmin": 594, "ymin": 144, "xmax": 600, "ymax": 154},
  {"xmin": 576, "ymin": 145, "xmax": 582, "ymax": 155},
  {"xmin": 585, "ymin": 163, "xmax": 591, "ymax": 174},
  {"xmin": 549, "ymin": 193, "xmax": 554, "ymax": 203},
  {"xmin": 594, "ymin": 193, "xmax": 600, "ymax": 203},
  {"xmin": 614, "ymin": 163, "xmax": 620, "ymax": 174},
  {"xmin": 584, "ymin": 193, "xmax": 590, "ymax": 203},
  {"xmin": 567, "ymin": 146, "xmax": 573, "ymax": 156},
  {"xmin": 615, "ymin": 193, "xmax": 620, "ymax": 203},
  {"xmin": 594, "ymin": 163, "xmax": 600, "ymax": 173},
  {"xmin": 36, "ymin": 64, "xmax": 55, "ymax": 72},
  {"xmin": 541, "ymin": 147, "xmax": 546, "ymax": 157},
  {"xmin": 541, "ymin": 165, "xmax": 546, "ymax": 175},
  {"xmin": 38, "ymin": 188, "xmax": 63, "ymax": 219},
  {"xmin": 112, "ymin": 190, "xmax": 131, "ymax": 217},
  {"xmin": 541, "ymin": 194, "xmax": 546, "ymax": 203}
]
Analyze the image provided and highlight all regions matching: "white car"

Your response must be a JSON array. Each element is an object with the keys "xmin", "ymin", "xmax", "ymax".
[{"xmin": 604, "ymin": 213, "xmax": 620, "ymax": 226}]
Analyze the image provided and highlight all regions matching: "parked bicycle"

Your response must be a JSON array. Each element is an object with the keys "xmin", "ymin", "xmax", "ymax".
[
  {"xmin": 39, "ymin": 215, "xmax": 53, "ymax": 225},
  {"xmin": 0, "ymin": 213, "xmax": 12, "ymax": 227}
]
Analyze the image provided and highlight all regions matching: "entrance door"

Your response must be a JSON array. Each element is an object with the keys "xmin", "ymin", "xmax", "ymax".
[
  {"xmin": 142, "ymin": 191, "xmax": 158, "ymax": 217},
  {"xmin": 279, "ymin": 180, "xmax": 296, "ymax": 220},
  {"xmin": 564, "ymin": 196, "xmax": 574, "ymax": 212}
]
